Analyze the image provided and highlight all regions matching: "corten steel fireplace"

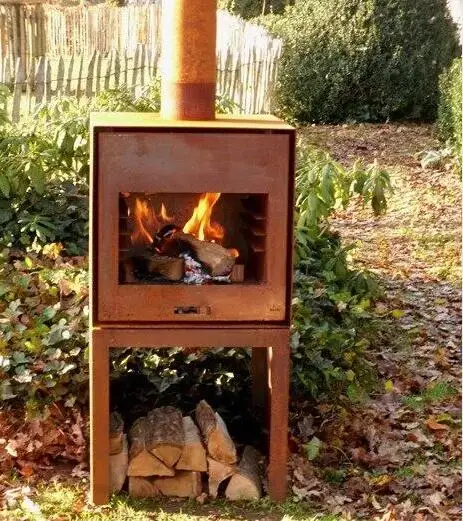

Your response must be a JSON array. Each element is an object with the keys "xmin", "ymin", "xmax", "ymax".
[{"xmin": 89, "ymin": 0, "xmax": 295, "ymax": 505}]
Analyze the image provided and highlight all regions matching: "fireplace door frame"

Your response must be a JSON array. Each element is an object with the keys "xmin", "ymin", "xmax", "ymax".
[{"xmin": 91, "ymin": 116, "xmax": 295, "ymax": 324}]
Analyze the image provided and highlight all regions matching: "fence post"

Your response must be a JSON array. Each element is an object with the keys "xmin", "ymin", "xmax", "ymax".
[
  {"xmin": 11, "ymin": 56, "xmax": 23, "ymax": 122},
  {"xmin": 34, "ymin": 55, "xmax": 44, "ymax": 109}
]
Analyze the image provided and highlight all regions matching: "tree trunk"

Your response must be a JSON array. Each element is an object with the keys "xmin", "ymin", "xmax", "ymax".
[
  {"xmin": 110, "ymin": 412, "xmax": 124, "ymax": 455},
  {"xmin": 153, "ymin": 471, "xmax": 202, "ymax": 498},
  {"xmin": 128, "ymin": 476, "xmax": 161, "ymax": 498},
  {"xmin": 161, "ymin": 232, "xmax": 236, "ymax": 276},
  {"xmin": 129, "ymin": 472, "xmax": 202, "ymax": 499},
  {"xmin": 128, "ymin": 417, "xmax": 175, "ymax": 477}
]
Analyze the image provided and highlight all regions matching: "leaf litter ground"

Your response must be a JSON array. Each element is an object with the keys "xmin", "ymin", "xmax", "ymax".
[
  {"xmin": 288, "ymin": 123, "xmax": 461, "ymax": 520},
  {"xmin": 0, "ymin": 123, "xmax": 460, "ymax": 521}
]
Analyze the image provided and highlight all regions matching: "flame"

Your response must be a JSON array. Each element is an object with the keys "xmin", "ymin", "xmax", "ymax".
[
  {"xmin": 182, "ymin": 192, "xmax": 224, "ymax": 242},
  {"xmin": 159, "ymin": 203, "xmax": 174, "ymax": 222},
  {"xmin": 129, "ymin": 198, "xmax": 159, "ymax": 245},
  {"xmin": 127, "ymin": 193, "xmax": 239, "ymax": 257}
]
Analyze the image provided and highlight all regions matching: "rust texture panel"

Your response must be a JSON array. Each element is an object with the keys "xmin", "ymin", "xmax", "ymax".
[
  {"xmin": 267, "ymin": 341, "xmax": 290, "ymax": 501},
  {"xmin": 93, "ymin": 326, "xmax": 289, "ymax": 348},
  {"xmin": 89, "ymin": 334, "xmax": 109, "ymax": 504},
  {"xmin": 161, "ymin": 0, "xmax": 216, "ymax": 120},
  {"xmin": 94, "ymin": 129, "xmax": 293, "ymax": 323}
]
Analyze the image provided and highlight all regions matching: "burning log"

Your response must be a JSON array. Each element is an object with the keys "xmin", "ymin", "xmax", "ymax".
[
  {"xmin": 146, "ymin": 407, "xmax": 185, "ymax": 467},
  {"xmin": 110, "ymin": 412, "xmax": 124, "ymax": 455},
  {"xmin": 195, "ymin": 400, "xmax": 237, "ymax": 465},
  {"xmin": 230, "ymin": 264, "xmax": 245, "ymax": 282},
  {"xmin": 145, "ymin": 254, "xmax": 184, "ymax": 281},
  {"xmin": 176, "ymin": 416, "xmax": 207, "ymax": 472},
  {"xmin": 160, "ymin": 232, "xmax": 236, "ymax": 277},
  {"xmin": 129, "ymin": 471, "xmax": 202, "ymax": 499},
  {"xmin": 110, "ymin": 434, "xmax": 128, "ymax": 493},
  {"xmin": 207, "ymin": 457, "xmax": 236, "ymax": 498},
  {"xmin": 128, "ymin": 417, "xmax": 175, "ymax": 477},
  {"xmin": 225, "ymin": 446, "xmax": 262, "ymax": 500}
]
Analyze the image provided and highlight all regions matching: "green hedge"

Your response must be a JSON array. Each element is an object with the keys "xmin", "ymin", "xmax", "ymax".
[
  {"xmin": 218, "ymin": 0, "xmax": 292, "ymax": 18},
  {"xmin": 437, "ymin": 57, "xmax": 462, "ymax": 151},
  {"xmin": 262, "ymin": 0, "xmax": 460, "ymax": 124}
]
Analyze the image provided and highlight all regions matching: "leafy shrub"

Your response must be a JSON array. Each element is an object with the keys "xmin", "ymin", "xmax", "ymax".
[
  {"xmin": 218, "ymin": 0, "xmax": 292, "ymax": 18},
  {"xmin": 291, "ymin": 147, "xmax": 391, "ymax": 397},
  {"xmin": 262, "ymin": 0, "xmax": 460, "ymax": 123},
  {"xmin": 437, "ymin": 57, "xmax": 462, "ymax": 151},
  {"xmin": 0, "ymin": 249, "xmax": 88, "ymax": 412}
]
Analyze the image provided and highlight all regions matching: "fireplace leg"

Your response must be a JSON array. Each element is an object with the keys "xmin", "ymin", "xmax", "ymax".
[
  {"xmin": 90, "ymin": 332, "xmax": 110, "ymax": 505},
  {"xmin": 251, "ymin": 348, "xmax": 268, "ymax": 409},
  {"xmin": 267, "ymin": 343, "xmax": 290, "ymax": 502}
]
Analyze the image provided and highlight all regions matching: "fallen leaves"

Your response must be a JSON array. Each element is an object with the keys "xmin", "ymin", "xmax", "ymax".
[
  {"xmin": 289, "ymin": 123, "xmax": 462, "ymax": 520},
  {"xmin": 0, "ymin": 405, "xmax": 87, "ymax": 476},
  {"xmin": 426, "ymin": 417, "xmax": 450, "ymax": 432}
]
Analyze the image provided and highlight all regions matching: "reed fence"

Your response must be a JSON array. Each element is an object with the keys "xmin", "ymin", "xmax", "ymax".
[{"xmin": 0, "ymin": 4, "xmax": 282, "ymax": 120}]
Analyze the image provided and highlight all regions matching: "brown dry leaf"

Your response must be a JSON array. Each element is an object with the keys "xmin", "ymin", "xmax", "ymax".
[{"xmin": 426, "ymin": 417, "xmax": 450, "ymax": 432}]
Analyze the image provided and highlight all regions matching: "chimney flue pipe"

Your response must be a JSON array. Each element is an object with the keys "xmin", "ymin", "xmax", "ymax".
[{"xmin": 161, "ymin": 0, "xmax": 217, "ymax": 121}]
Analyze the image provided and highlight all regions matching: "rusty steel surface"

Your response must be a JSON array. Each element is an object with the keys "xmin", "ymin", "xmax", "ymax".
[
  {"xmin": 91, "ymin": 122, "xmax": 295, "ymax": 324},
  {"xmin": 161, "ymin": 0, "xmax": 216, "ymax": 120},
  {"xmin": 89, "ymin": 327, "xmax": 290, "ymax": 505},
  {"xmin": 90, "ymin": 112, "xmax": 294, "ymax": 130},
  {"xmin": 89, "ymin": 115, "xmax": 295, "ymax": 504}
]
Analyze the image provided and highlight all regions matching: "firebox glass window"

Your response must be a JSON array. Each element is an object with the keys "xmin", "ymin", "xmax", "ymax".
[{"xmin": 119, "ymin": 193, "xmax": 267, "ymax": 285}]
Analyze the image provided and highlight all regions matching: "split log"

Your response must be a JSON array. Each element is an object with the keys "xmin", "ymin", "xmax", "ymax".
[
  {"xmin": 176, "ymin": 416, "xmax": 207, "ymax": 472},
  {"xmin": 128, "ymin": 476, "xmax": 160, "ymax": 498},
  {"xmin": 161, "ymin": 232, "xmax": 236, "ymax": 276},
  {"xmin": 195, "ymin": 400, "xmax": 237, "ymax": 464},
  {"xmin": 154, "ymin": 471, "xmax": 202, "ymax": 498},
  {"xmin": 129, "ymin": 472, "xmax": 202, "ymax": 499},
  {"xmin": 225, "ymin": 446, "xmax": 262, "ymax": 500},
  {"xmin": 207, "ymin": 457, "xmax": 236, "ymax": 498},
  {"xmin": 128, "ymin": 417, "xmax": 175, "ymax": 477},
  {"xmin": 110, "ymin": 434, "xmax": 128, "ymax": 493},
  {"xmin": 230, "ymin": 264, "xmax": 245, "ymax": 282},
  {"xmin": 145, "ymin": 254, "xmax": 184, "ymax": 281},
  {"xmin": 110, "ymin": 412, "xmax": 124, "ymax": 455},
  {"xmin": 146, "ymin": 407, "xmax": 184, "ymax": 467}
]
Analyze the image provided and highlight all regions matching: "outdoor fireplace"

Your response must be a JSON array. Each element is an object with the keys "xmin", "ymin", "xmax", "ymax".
[
  {"xmin": 92, "ymin": 117, "xmax": 293, "ymax": 322},
  {"xmin": 89, "ymin": 0, "xmax": 295, "ymax": 506}
]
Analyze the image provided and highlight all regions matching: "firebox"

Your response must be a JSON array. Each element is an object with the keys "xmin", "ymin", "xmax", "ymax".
[{"xmin": 91, "ymin": 114, "xmax": 294, "ymax": 323}]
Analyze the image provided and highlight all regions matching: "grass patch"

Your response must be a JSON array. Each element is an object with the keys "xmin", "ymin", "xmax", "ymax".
[
  {"xmin": 402, "ymin": 381, "xmax": 458, "ymax": 410},
  {"xmin": 1, "ymin": 482, "xmax": 341, "ymax": 521}
]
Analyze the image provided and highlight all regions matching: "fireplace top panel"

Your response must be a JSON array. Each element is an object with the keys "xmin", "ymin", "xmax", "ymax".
[
  {"xmin": 91, "ymin": 114, "xmax": 295, "ymax": 324},
  {"xmin": 90, "ymin": 112, "xmax": 295, "ymax": 132}
]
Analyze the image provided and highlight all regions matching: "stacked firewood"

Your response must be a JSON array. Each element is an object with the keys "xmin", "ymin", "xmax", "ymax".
[{"xmin": 110, "ymin": 400, "xmax": 262, "ymax": 500}]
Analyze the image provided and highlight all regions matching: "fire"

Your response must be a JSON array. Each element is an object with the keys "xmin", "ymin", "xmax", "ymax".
[
  {"xmin": 160, "ymin": 203, "xmax": 173, "ymax": 222},
  {"xmin": 129, "ymin": 198, "xmax": 158, "ymax": 245},
  {"xmin": 182, "ymin": 192, "xmax": 224, "ymax": 242},
  {"xmin": 128, "ymin": 193, "xmax": 237, "ymax": 254}
]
